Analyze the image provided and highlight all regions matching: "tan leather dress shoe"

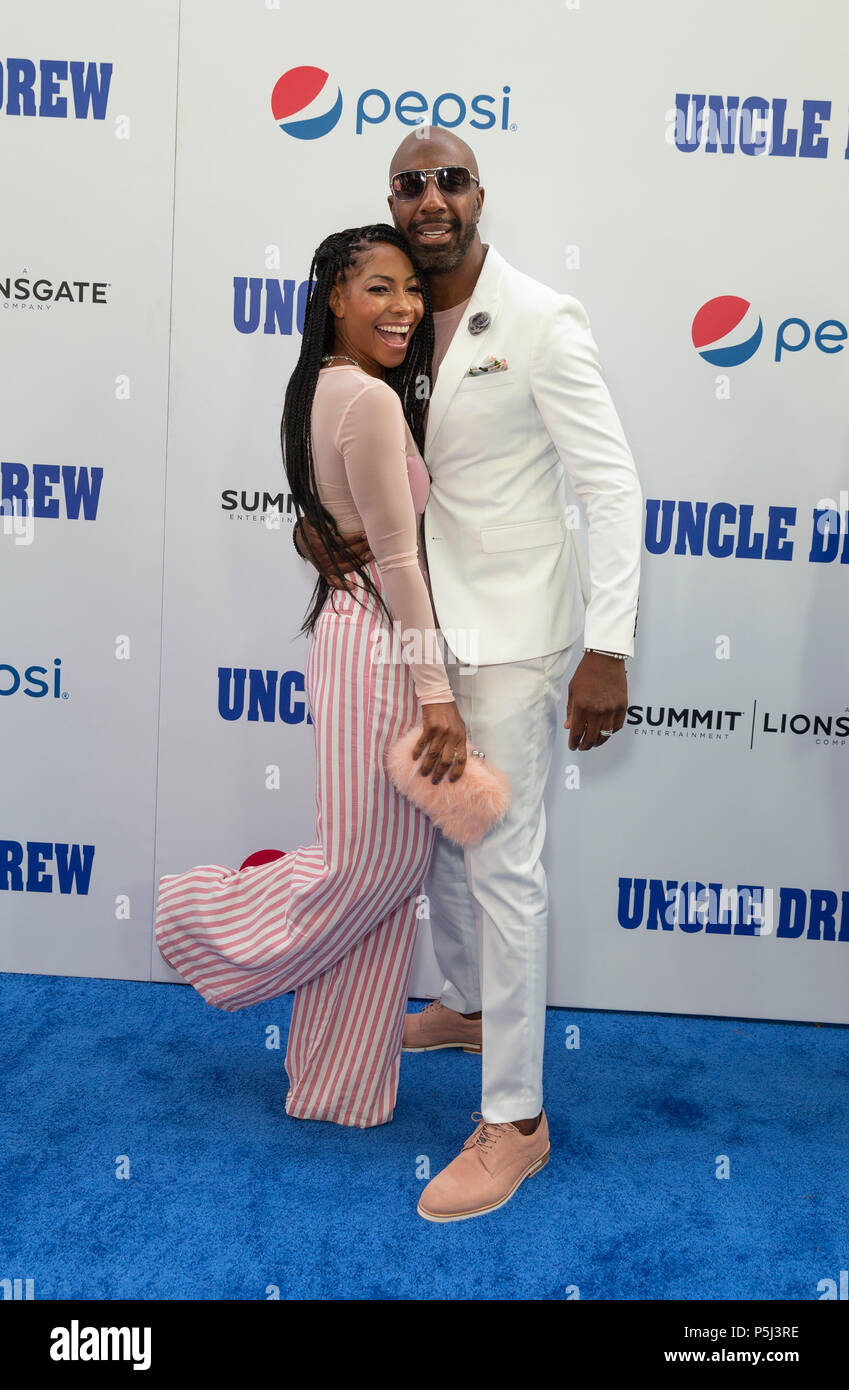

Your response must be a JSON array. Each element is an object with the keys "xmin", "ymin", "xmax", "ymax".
[
  {"xmin": 402, "ymin": 998, "xmax": 482, "ymax": 1053},
  {"xmin": 417, "ymin": 1110, "xmax": 550, "ymax": 1222}
]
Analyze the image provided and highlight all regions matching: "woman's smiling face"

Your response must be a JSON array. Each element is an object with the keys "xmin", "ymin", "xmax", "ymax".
[{"xmin": 328, "ymin": 242, "xmax": 424, "ymax": 375}]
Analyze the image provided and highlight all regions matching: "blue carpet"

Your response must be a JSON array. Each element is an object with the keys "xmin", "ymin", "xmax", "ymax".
[{"xmin": 0, "ymin": 971, "xmax": 846, "ymax": 1300}]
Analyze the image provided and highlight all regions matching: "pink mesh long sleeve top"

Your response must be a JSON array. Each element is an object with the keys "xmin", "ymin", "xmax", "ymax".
[{"xmin": 310, "ymin": 365, "xmax": 453, "ymax": 704}]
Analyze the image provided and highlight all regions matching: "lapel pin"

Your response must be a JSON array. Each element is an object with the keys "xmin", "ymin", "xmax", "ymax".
[{"xmin": 467, "ymin": 311, "xmax": 491, "ymax": 335}]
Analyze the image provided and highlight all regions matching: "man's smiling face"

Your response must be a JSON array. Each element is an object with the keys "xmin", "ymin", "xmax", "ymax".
[{"xmin": 387, "ymin": 128, "xmax": 484, "ymax": 274}]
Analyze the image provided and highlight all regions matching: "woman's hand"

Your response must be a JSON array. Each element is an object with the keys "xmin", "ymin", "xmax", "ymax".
[
  {"xmin": 295, "ymin": 518, "xmax": 374, "ymax": 589},
  {"xmin": 413, "ymin": 701, "xmax": 468, "ymax": 783}
]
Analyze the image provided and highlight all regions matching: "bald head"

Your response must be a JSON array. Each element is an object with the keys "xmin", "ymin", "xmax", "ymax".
[
  {"xmin": 389, "ymin": 126, "xmax": 480, "ymax": 182},
  {"xmin": 386, "ymin": 125, "xmax": 485, "ymax": 283}
]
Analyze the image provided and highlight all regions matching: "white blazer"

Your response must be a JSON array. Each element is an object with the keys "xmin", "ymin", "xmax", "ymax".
[{"xmin": 422, "ymin": 244, "xmax": 643, "ymax": 667}]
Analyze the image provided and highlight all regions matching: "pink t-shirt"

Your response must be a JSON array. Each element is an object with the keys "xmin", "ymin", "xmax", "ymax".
[
  {"xmin": 432, "ymin": 296, "xmax": 471, "ymax": 383},
  {"xmin": 310, "ymin": 365, "xmax": 453, "ymax": 704}
]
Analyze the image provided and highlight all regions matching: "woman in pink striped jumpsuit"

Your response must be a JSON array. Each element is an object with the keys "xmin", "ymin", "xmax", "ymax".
[{"xmin": 155, "ymin": 225, "xmax": 468, "ymax": 1128}]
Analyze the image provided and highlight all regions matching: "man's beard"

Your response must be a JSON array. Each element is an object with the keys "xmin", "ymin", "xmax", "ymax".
[{"xmin": 411, "ymin": 216, "xmax": 477, "ymax": 274}]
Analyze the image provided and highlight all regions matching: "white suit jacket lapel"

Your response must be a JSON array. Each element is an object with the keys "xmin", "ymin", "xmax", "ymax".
[{"xmin": 424, "ymin": 244, "xmax": 505, "ymax": 457}]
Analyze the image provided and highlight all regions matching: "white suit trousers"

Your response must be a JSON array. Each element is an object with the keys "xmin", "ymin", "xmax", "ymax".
[{"xmin": 422, "ymin": 640, "xmax": 576, "ymax": 1123}]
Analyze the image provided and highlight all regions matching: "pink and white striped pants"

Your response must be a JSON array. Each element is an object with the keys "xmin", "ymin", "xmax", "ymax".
[{"xmin": 155, "ymin": 564, "xmax": 435, "ymax": 1128}]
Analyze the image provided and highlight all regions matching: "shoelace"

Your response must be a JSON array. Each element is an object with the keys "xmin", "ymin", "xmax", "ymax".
[{"xmin": 464, "ymin": 1111, "xmax": 510, "ymax": 1155}]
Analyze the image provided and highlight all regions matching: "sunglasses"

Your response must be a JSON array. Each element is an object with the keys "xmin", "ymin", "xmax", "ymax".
[{"xmin": 389, "ymin": 165, "xmax": 480, "ymax": 202}]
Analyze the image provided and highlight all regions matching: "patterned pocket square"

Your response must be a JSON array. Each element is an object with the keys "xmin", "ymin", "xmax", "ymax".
[{"xmin": 467, "ymin": 355, "xmax": 508, "ymax": 376}]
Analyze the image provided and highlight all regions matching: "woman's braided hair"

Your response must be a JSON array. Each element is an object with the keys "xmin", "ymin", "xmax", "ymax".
[{"xmin": 281, "ymin": 223, "xmax": 434, "ymax": 634}]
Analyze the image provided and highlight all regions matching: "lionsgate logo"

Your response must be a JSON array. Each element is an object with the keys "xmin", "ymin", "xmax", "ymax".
[
  {"xmin": 221, "ymin": 486, "xmax": 296, "ymax": 524},
  {"xmin": 1, "ymin": 272, "xmax": 109, "ymax": 309},
  {"xmin": 760, "ymin": 705, "xmax": 849, "ymax": 745}
]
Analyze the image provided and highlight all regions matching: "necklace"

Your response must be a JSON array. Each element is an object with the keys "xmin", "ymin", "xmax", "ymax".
[{"xmin": 321, "ymin": 353, "xmax": 364, "ymax": 370}]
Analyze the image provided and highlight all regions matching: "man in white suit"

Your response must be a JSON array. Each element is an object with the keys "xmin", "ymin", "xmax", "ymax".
[{"xmin": 297, "ymin": 128, "xmax": 642, "ymax": 1223}]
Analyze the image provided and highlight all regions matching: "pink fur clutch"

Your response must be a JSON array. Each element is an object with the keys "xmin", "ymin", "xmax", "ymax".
[{"xmin": 386, "ymin": 725, "xmax": 511, "ymax": 847}]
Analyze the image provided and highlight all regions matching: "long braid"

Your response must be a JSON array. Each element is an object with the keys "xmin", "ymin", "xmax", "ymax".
[{"xmin": 281, "ymin": 224, "xmax": 434, "ymax": 634}]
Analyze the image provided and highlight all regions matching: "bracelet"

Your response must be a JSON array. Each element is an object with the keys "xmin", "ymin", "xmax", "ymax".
[{"xmin": 584, "ymin": 647, "xmax": 628, "ymax": 661}]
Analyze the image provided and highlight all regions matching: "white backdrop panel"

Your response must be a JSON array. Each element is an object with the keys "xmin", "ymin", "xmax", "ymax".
[
  {"xmin": 1, "ymin": 0, "xmax": 178, "ymax": 979},
  {"xmin": 2, "ymin": 0, "xmax": 847, "ymax": 1022}
]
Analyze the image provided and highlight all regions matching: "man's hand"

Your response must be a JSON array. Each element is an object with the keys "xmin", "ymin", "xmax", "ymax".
[
  {"xmin": 295, "ymin": 517, "xmax": 374, "ymax": 590},
  {"xmin": 564, "ymin": 651, "xmax": 628, "ymax": 750}
]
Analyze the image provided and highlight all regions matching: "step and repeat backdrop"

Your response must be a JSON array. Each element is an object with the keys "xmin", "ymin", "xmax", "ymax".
[{"xmin": 2, "ymin": 0, "xmax": 847, "ymax": 1022}]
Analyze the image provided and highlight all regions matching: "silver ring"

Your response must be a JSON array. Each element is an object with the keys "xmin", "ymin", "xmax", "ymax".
[
  {"xmin": 600, "ymin": 729, "xmax": 614, "ymax": 736},
  {"xmin": 470, "ymin": 748, "xmax": 486, "ymax": 759}
]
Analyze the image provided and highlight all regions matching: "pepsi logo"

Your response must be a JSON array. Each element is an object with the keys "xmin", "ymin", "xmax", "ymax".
[
  {"xmin": 691, "ymin": 295, "xmax": 763, "ymax": 366},
  {"xmin": 271, "ymin": 66, "xmax": 342, "ymax": 140},
  {"xmin": 692, "ymin": 296, "xmax": 847, "ymax": 366}
]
